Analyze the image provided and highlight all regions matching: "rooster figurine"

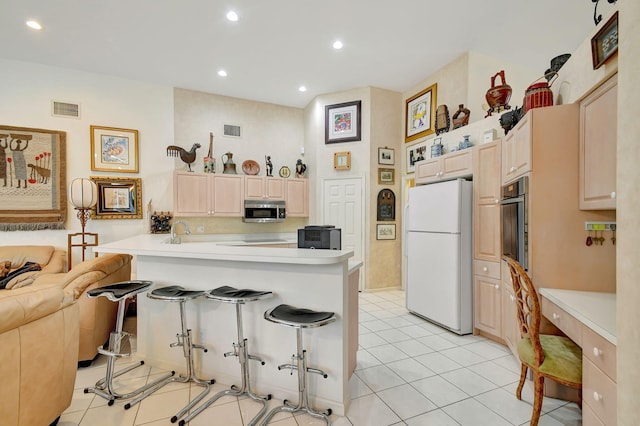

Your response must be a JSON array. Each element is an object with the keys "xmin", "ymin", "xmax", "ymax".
[{"xmin": 166, "ymin": 143, "xmax": 201, "ymax": 171}]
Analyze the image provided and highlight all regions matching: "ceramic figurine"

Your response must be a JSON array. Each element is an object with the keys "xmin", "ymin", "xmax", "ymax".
[
  {"xmin": 295, "ymin": 159, "xmax": 306, "ymax": 178},
  {"xmin": 265, "ymin": 155, "xmax": 273, "ymax": 177}
]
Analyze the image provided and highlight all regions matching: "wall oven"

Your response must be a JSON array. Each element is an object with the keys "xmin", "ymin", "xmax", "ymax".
[
  {"xmin": 501, "ymin": 176, "xmax": 528, "ymax": 270},
  {"xmin": 243, "ymin": 200, "xmax": 286, "ymax": 223}
]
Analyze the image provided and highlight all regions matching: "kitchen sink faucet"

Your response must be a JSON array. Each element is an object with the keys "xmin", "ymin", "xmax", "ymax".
[{"xmin": 170, "ymin": 221, "xmax": 191, "ymax": 244}]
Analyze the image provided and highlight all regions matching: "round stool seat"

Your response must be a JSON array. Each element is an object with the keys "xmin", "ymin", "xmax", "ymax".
[
  {"xmin": 207, "ymin": 285, "xmax": 272, "ymax": 304},
  {"xmin": 87, "ymin": 280, "xmax": 152, "ymax": 302},
  {"xmin": 148, "ymin": 285, "xmax": 206, "ymax": 301},
  {"xmin": 264, "ymin": 304, "xmax": 336, "ymax": 329}
]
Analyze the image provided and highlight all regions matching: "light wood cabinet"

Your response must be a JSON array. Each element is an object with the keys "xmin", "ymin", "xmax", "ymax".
[
  {"xmin": 502, "ymin": 113, "xmax": 532, "ymax": 184},
  {"xmin": 472, "ymin": 140, "xmax": 503, "ymax": 339},
  {"xmin": 579, "ymin": 74, "xmax": 617, "ymax": 210},
  {"xmin": 245, "ymin": 176, "xmax": 285, "ymax": 200},
  {"xmin": 285, "ymin": 178, "xmax": 309, "ymax": 217},
  {"xmin": 501, "ymin": 260, "xmax": 520, "ymax": 355},
  {"xmin": 173, "ymin": 172, "xmax": 243, "ymax": 217},
  {"xmin": 415, "ymin": 149, "xmax": 472, "ymax": 185},
  {"xmin": 473, "ymin": 274, "xmax": 501, "ymax": 336}
]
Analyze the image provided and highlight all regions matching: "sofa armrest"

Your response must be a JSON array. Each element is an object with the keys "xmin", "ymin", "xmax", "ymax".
[
  {"xmin": 0, "ymin": 282, "xmax": 74, "ymax": 335},
  {"xmin": 33, "ymin": 253, "xmax": 133, "ymax": 300}
]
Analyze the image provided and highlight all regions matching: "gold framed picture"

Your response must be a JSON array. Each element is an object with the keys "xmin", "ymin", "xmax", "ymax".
[
  {"xmin": 334, "ymin": 151, "xmax": 351, "ymax": 170},
  {"xmin": 90, "ymin": 176, "xmax": 142, "ymax": 219},
  {"xmin": 405, "ymin": 83, "xmax": 437, "ymax": 142},
  {"xmin": 378, "ymin": 168, "xmax": 395, "ymax": 185},
  {"xmin": 90, "ymin": 125, "xmax": 139, "ymax": 173}
]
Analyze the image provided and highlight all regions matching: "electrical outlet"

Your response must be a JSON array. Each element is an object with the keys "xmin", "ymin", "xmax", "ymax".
[{"xmin": 196, "ymin": 226, "xmax": 205, "ymax": 233}]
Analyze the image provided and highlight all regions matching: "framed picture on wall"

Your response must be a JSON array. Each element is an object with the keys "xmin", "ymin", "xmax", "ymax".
[
  {"xmin": 405, "ymin": 84, "xmax": 437, "ymax": 142},
  {"xmin": 406, "ymin": 140, "xmax": 429, "ymax": 174},
  {"xmin": 378, "ymin": 168, "xmax": 395, "ymax": 185},
  {"xmin": 90, "ymin": 176, "xmax": 142, "ymax": 219},
  {"xmin": 591, "ymin": 11, "xmax": 618, "ymax": 69},
  {"xmin": 376, "ymin": 224, "xmax": 396, "ymax": 240},
  {"xmin": 325, "ymin": 101, "xmax": 361, "ymax": 144},
  {"xmin": 378, "ymin": 147, "xmax": 394, "ymax": 165},
  {"xmin": 90, "ymin": 125, "xmax": 139, "ymax": 173}
]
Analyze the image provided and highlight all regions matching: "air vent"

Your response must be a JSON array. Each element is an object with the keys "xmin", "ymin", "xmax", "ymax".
[
  {"xmin": 223, "ymin": 124, "xmax": 242, "ymax": 138},
  {"xmin": 52, "ymin": 101, "xmax": 80, "ymax": 119}
]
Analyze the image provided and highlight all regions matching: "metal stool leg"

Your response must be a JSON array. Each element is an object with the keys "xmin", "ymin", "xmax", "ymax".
[
  {"xmin": 124, "ymin": 299, "xmax": 214, "ymax": 422},
  {"xmin": 84, "ymin": 296, "xmax": 175, "ymax": 405},
  {"xmin": 180, "ymin": 303, "xmax": 270, "ymax": 426},
  {"xmin": 260, "ymin": 328, "xmax": 331, "ymax": 425}
]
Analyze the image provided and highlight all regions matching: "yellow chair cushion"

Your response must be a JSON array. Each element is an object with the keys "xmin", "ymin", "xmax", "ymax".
[{"xmin": 517, "ymin": 335, "xmax": 582, "ymax": 385}]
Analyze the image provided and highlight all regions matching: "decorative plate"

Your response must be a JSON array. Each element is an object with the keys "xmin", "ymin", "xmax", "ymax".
[
  {"xmin": 242, "ymin": 160, "xmax": 260, "ymax": 175},
  {"xmin": 279, "ymin": 166, "xmax": 291, "ymax": 178}
]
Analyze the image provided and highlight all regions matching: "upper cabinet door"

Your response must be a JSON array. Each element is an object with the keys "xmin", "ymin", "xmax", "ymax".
[
  {"xmin": 285, "ymin": 178, "xmax": 309, "ymax": 217},
  {"xmin": 502, "ymin": 113, "xmax": 532, "ymax": 185},
  {"xmin": 173, "ymin": 171, "xmax": 212, "ymax": 216},
  {"xmin": 212, "ymin": 175, "xmax": 244, "ymax": 216},
  {"xmin": 580, "ymin": 74, "xmax": 618, "ymax": 210}
]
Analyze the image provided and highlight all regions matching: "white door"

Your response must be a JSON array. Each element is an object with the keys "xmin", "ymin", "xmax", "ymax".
[{"xmin": 322, "ymin": 177, "xmax": 365, "ymax": 289}]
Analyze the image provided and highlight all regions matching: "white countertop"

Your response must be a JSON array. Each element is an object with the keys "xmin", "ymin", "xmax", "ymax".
[
  {"xmin": 539, "ymin": 288, "xmax": 616, "ymax": 345},
  {"xmin": 95, "ymin": 233, "xmax": 355, "ymax": 265}
]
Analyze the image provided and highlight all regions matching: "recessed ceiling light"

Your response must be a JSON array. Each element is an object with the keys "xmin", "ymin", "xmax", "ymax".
[
  {"xmin": 226, "ymin": 11, "xmax": 239, "ymax": 22},
  {"xmin": 332, "ymin": 40, "xmax": 343, "ymax": 50},
  {"xmin": 218, "ymin": 70, "xmax": 228, "ymax": 77},
  {"xmin": 26, "ymin": 20, "xmax": 42, "ymax": 30},
  {"xmin": 298, "ymin": 86, "xmax": 307, "ymax": 92}
]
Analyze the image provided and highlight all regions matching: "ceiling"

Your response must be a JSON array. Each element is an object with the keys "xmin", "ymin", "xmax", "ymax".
[{"xmin": 0, "ymin": 1, "xmax": 606, "ymax": 108}]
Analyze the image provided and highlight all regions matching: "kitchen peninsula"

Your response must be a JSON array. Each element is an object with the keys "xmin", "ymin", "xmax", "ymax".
[{"xmin": 94, "ymin": 234, "xmax": 361, "ymax": 415}]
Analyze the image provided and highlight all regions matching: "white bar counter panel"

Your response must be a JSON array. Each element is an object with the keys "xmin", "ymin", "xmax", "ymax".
[{"xmin": 95, "ymin": 234, "xmax": 359, "ymax": 415}]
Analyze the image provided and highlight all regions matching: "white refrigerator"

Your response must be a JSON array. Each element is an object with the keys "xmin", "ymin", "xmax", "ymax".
[{"xmin": 405, "ymin": 179, "xmax": 473, "ymax": 335}]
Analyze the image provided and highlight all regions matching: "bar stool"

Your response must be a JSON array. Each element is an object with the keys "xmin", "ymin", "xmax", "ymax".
[
  {"xmin": 179, "ymin": 286, "xmax": 273, "ymax": 426},
  {"xmin": 124, "ymin": 285, "xmax": 215, "ymax": 424},
  {"xmin": 84, "ymin": 280, "xmax": 175, "ymax": 406},
  {"xmin": 261, "ymin": 304, "xmax": 336, "ymax": 425}
]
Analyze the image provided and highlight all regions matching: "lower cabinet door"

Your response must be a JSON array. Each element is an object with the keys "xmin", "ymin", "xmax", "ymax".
[{"xmin": 473, "ymin": 275, "xmax": 501, "ymax": 337}]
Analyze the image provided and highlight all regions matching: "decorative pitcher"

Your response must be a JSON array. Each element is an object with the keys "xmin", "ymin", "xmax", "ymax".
[{"xmin": 222, "ymin": 152, "xmax": 237, "ymax": 174}]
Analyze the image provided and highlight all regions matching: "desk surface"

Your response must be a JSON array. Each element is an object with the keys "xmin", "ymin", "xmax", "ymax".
[{"xmin": 539, "ymin": 288, "xmax": 616, "ymax": 345}]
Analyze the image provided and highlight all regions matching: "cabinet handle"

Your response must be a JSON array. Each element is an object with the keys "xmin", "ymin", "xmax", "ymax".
[
  {"xmin": 611, "ymin": 191, "xmax": 616, "ymax": 199},
  {"xmin": 494, "ymin": 284, "xmax": 500, "ymax": 290},
  {"xmin": 552, "ymin": 313, "xmax": 560, "ymax": 320},
  {"xmin": 593, "ymin": 347, "xmax": 603, "ymax": 357},
  {"xmin": 509, "ymin": 295, "xmax": 515, "ymax": 302},
  {"xmin": 592, "ymin": 391, "xmax": 603, "ymax": 402},
  {"xmin": 483, "ymin": 266, "xmax": 488, "ymax": 272},
  {"xmin": 510, "ymin": 166, "xmax": 516, "ymax": 173},
  {"xmin": 494, "ymin": 199, "xmax": 500, "ymax": 204}
]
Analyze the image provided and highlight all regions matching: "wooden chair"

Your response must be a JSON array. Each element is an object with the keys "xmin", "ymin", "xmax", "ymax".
[{"xmin": 503, "ymin": 256, "xmax": 582, "ymax": 426}]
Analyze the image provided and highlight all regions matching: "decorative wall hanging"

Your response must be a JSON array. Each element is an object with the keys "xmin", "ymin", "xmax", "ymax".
[
  {"xmin": 334, "ymin": 151, "xmax": 351, "ymax": 170},
  {"xmin": 406, "ymin": 84, "xmax": 437, "ymax": 142},
  {"xmin": 591, "ymin": 11, "xmax": 618, "ymax": 69},
  {"xmin": 91, "ymin": 125, "xmax": 139, "ymax": 173},
  {"xmin": 406, "ymin": 140, "xmax": 428, "ymax": 174},
  {"xmin": 325, "ymin": 100, "xmax": 361, "ymax": 144},
  {"xmin": 376, "ymin": 224, "xmax": 396, "ymax": 240},
  {"xmin": 376, "ymin": 189, "xmax": 395, "ymax": 221},
  {"xmin": 0, "ymin": 125, "xmax": 66, "ymax": 231},
  {"xmin": 378, "ymin": 168, "xmax": 395, "ymax": 185},
  {"xmin": 90, "ymin": 176, "xmax": 142, "ymax": 219},
  {"xmin": 378, "ymin": 147, "xmax": 394, "ymax": 165}
]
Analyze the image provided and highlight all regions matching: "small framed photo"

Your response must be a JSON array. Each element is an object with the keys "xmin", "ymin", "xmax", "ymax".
[
  {"xmin": 90, "ymin": 125, "xmax": 139, "ymax": 173},
  {"xmin": 90, "ymin": 176, "xmax": 142, "ymax": 219},
  {"xmin": 405, "ymin": 84, "xmax": 437, "ymax": 143},
  {"xmin": 376, "ymin": 224, "xmax": 396, "ymax": 240},
  {"xmin": 406, "ymin": 140, "xmax": 429, "ymax": 174},
  {"xmin": 591, "ymin": 11, "xmax": 618, "ymax": 70},
  {"xmin": 325, "ymin": 101, "xmax": 361, "ymax": 144},
  {"xmin": 378, "ymin": 147, "xmax": 395, "ymax": 165},
  {"xmin": 334, "ymin": 151, "xmax": 351, "ymax": 170},
  {"xmin": 378, "ymin": 168, "xmax": 395, "ymax": 185}
]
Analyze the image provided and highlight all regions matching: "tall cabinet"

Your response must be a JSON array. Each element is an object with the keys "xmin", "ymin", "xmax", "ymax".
[{"xmin": 472, "ymin": 140, "xmax": 503, "ymax": 338}]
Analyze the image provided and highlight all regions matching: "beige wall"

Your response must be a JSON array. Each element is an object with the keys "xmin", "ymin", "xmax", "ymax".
[{"xmin": 616, "ymin": 2, "xmax": 639, "ymax": 423}]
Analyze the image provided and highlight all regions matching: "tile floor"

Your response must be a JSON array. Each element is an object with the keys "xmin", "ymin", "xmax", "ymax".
[{"xmin": 60, "ymin": 289, "xmax": 581, "ymax": 425}]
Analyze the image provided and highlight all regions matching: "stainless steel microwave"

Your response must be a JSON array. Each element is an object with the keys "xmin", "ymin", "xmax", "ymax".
[{"xmin": 243, "ymin": 200, "xmax": 286, "ymax": 223}]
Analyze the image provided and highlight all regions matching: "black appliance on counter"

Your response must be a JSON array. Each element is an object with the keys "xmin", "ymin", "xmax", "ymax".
[{"xmin": 297, "ymin": 225, "xmax": 341, "ymax": 250}]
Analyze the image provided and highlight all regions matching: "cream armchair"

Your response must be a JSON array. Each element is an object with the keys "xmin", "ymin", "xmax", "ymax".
[{"xmin": 0, "ymin": 281, "xmax": 79, "ymax": 426}]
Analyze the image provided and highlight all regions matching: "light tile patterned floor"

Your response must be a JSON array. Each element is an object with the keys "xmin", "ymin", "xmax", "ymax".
[{"xmin": 60, "ymin": 289, "xmax": 581, "ymax": 425}]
